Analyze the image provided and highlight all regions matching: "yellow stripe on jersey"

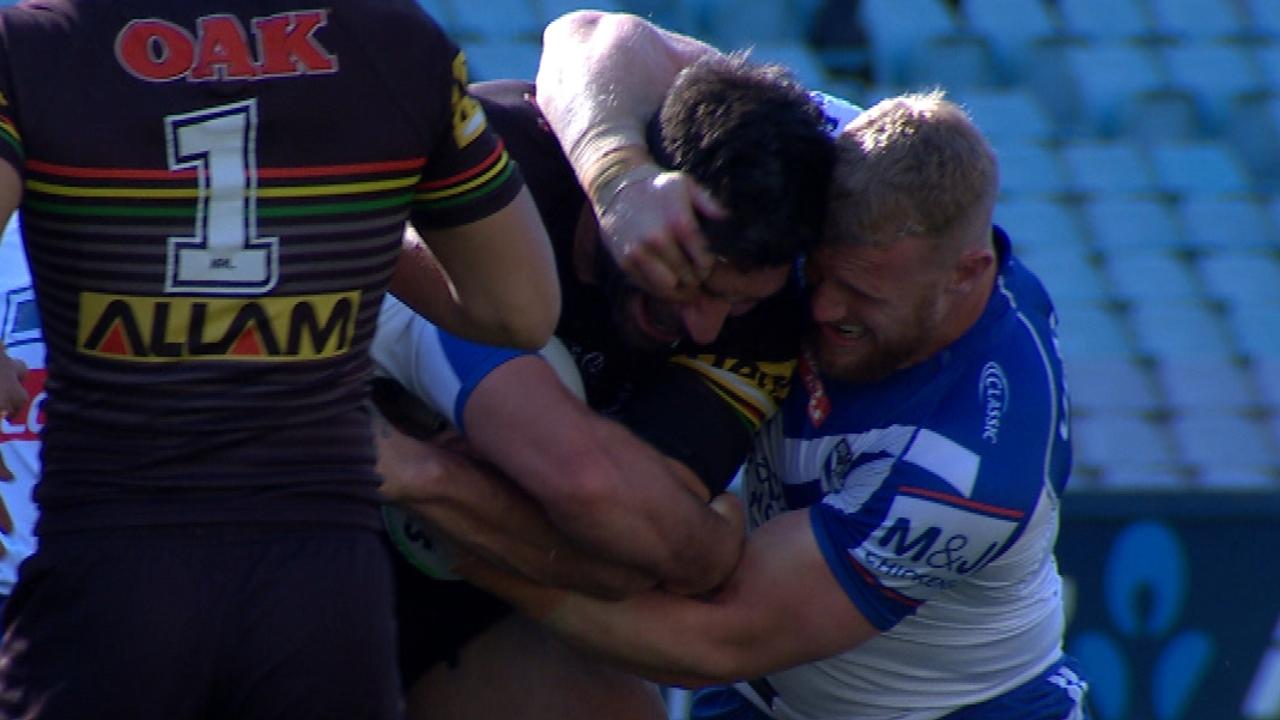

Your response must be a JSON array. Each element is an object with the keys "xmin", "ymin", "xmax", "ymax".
[{"xmin": 670, "ymin": 355, "xmax": 795, "ymax": 430}]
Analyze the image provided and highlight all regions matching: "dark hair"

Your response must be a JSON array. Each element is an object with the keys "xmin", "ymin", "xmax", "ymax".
[{"xmin": 651, "ymin": 52, "xmax": 834, "ymax": 269}]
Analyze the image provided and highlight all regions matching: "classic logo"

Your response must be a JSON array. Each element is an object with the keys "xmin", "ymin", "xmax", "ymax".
[
  {"xmin": 76, "ymin": 291, "xmax": 359, "ymax": 362},
  {"xmin": 979, "ymin": 361, "xmax": 1008, "ymax": 444},
  {"xmin": 115, "ymin": 11, "xmax": 338, "ymax": 82}
]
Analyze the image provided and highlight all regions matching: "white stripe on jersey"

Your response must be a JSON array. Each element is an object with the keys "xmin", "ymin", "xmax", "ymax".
[{"xmin": 902, "ymin": 428, "xmax": 981, "ymax": 497}]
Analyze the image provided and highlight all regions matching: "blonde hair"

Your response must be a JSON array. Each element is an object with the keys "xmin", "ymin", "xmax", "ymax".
[{"xmin": 827, "ymin": 90, "xmax": 998, "ymax": 256}]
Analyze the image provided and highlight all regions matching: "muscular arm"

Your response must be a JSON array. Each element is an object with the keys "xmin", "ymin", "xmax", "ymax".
[
  {"xmin": 391, "ymin": 185, "xmax": 559, "ymax": 351},
  {"xmin": 461, "ymin": 355, "xmax": 746, "ymax": 596},
  {"xmin": 372, "ymin": 401, "xmax": 655, "ymax": 599},
  {"xmin": 460, "ymin": 509, "xmax": 880, "ymax": 687},
  {"xmin": 535, "ymin": 11, "xmax": 724, "ymax": 296},
  {"xmin": 0, "ymin": 162, "xmax": 28, "ymax": 419}
]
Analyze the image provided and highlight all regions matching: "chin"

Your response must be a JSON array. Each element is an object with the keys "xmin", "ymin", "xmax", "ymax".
[{"xmin": 816, "ymin": 343, "xmax": 896, "ymax": 385}]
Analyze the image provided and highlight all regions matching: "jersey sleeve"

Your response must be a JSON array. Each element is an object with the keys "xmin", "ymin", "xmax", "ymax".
[
  {"xmin": 406, "ymin": 18, "xmax": 525, "ymax": 229},
  {"xmin": 808, "ymin": 427, "xmax": 1030, "ymax": 631},
  {"xmin": 0, "ymin": 11, "xmax": 27, "ymax": 175},
  {"xmin": 370, "ymin": 295, "xmax": 528, "ymax": 433}
]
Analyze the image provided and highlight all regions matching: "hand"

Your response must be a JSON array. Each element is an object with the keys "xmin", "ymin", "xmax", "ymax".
[
  {"xmin": 596, "ymin": 168, "xmax": 726, "ymax": 300},
  {"xmin": 0, "ymin": 345, "xmax": 28, "ymax": 422},
  {"xmin": 372, "ymin": 409, "xmax": 457, "ymax": 504}
]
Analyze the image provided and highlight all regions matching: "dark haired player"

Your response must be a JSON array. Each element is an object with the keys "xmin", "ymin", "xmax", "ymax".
[
  {"xmin": 0, "ymin": 1, "xmax": 559, "ymax": 717},
  {"xmin": 373, "ymin": 53, "xmax": 860, "ymax": 720}
]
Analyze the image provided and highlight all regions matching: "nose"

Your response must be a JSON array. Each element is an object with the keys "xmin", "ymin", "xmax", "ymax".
[
  {"xmin": 809, "ymin": 281, "xmax": 845, "ymax": 324},
  {"xmin": 680, "ymin": 298, "xmax": 732, "ymax": 345}
]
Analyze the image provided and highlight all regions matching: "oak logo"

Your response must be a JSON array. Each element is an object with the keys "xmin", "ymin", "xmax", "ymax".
[
  {"xmin": 115, "ymin": 11, "xmax": 338, "ymax": 83},
  {"xmin": 77, "ymin": 291, "xmax": 359, "ymax": 362}
]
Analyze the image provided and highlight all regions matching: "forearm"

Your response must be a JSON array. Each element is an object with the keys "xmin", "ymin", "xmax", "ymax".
[
  {"xmin": 457, "ymin": 554, "xmax": 739, "ymax": 687},
  {"xmin": 565, "ymin": 421, "xmax": 746, "ymax": 596},
  {"xmin": 374, "ymin": 413, "xmax": 654, "ymax": 598},
  {"xmin": 484, "ymin": 406, "xmax": 745, "ymax": 595},
  {"xmin": 460, "ymin": 510, "xmax": 878, "ymax": 686},
  {"xmin": 536, "ymin": 11, "xmax": 716, "ymax": 197}
]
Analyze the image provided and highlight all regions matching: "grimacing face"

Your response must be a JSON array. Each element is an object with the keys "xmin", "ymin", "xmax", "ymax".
[
  {"xmin": 611, "ymin": 260, "xmax": 793, "ymax": 352},
  {"xmin": 806, "ymin": 236, "xmax": 951, "ymax": 384}
]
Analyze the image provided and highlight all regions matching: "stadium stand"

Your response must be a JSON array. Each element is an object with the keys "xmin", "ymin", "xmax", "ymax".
[
  {"xmin": 1059, "ymin": 140, "xmax": 1159, "ymax": 198},
  {"xmin": 1081, "ymin": 196, "xmax": 1186, "ymax": 252}
]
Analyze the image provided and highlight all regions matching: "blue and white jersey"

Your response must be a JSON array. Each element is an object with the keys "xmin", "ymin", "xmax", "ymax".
[
  {"xmin": 741, "ymin": 228, "xmax": 1077, "ymax": 720},
  {"xmin": 0, "ymin": 217, "xmax": 42, "ymax": 596},
  {"xmin": 370, "ymin": 294, "xmax": 530, "ymax": 435}
]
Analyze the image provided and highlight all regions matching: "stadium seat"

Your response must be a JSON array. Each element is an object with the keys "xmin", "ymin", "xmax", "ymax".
[
  {"xmin": 1225, "ymin": 93, "xmax": 1280, "ymax": 194},
  {"xmin": 1169, "ymin": 412, "xmax": 1279, "ymax": 487},
  {"xmin": 1155, "ymin": 356, "xmax": 1256, "ymax": 413},
  {"xmin": 1223, "ymin": 303, "xmax": 1280, "ymax": 359},
  {"xmin": 906, "ymin": 34, "xmax": 998, "ymax": 91},
  {"xmin": 1102, "ymin": 248, "xmax": 1204, "ymax": 303},
  {"xmin": 448, "ymin": 0, "xmax": 540, "ymax": 41},
  {"xmin": 1195, "ymin": 249, "xmax": 1280, "ymax": 306},
  {"xmin": 1053, "ymin": 301, "xmax": 1136, "ymax": 362},
  {"xmin": 1126, "ymin": 298, "xmax": 1233, "ymax": 360},
  {"xmin": 1051, "ymin": 42, "xmax": 1169, "ymax": 137},
  {"xmin": 1240, "ymin": 0, "xmax": 1280, "ymax": 39},
  {"xmin": 995, "ymin": 140, "xmax": 1067, "ymax": 198},
  {"xmin": 1253, "ymin": 358, "xmax": 1280, "ymax": 408},
  {"xmin": 1178, "ymin": 196, "xmax": 1279, "ymax": 250},
  {"xmin": 1072, "ymin": 413, "xmax": 1187, "ymax": 489},
  {"xmin": 700, "ymin": 0, "xmax": 806, "ymax": 48},
  {"xmin": 538, "ymin": 0, "xmax": 622, "ymax": 26},
  {"xmin": 1146, "ymin": 142, "xmax": 1253, "ymax": 197},
  {"xmin": 1117, "ymin": 88, "xmax": 1202, "ymax": 145},
  {"xmin": 954, "ymin": 88, "xmax": 1054, "ymax": 143},
  {"xmin": 745, "ymin": 43, "xmax": 831, "ymax": 91},
  {"xmin": 995, "ymin": 198, "xmax": 1085, "ymax": 256},
  {"xmin": 1146, "ymin": 0, "xmax": 1251, "ymax": 42},
  {"xmin": 1056, "ymin": 0, "xmax": 1154, "ymax": 42},
  {"xmin": 1058, "ymin": 141, "xmax": 1157, "ymax": 198},
  {"xmin": 1081, "ymin": 197, "xmax": 1185, "ymax": 252},
  {"xmin": 959, "ymin": 0, "xmax": 1059, "ymax": 83},
  {"xmin": 1255, "ymin": 43, "xmax": 1280, "ymax": 89},
  {"xmin": 415, "ymin": 0, "xmax": 455, "ymax": 27},
  {"xmin": 1065, "ymin": 356, "xmax": 1162, "ymax": 415},
  {"xmin": 858, "ymin": 0, "xmax": 957, "ymax": 87},
  {"xmin": 1019, "ymin": 246, "xmax": 1111, "ymax": 305},
  {"xmin": 1161, "ymin": 42, "xmax": 1265, "ymax": 135},
  {"xmin": 463, "ymin": 39, "xmax": 542, "ymax": 81}
]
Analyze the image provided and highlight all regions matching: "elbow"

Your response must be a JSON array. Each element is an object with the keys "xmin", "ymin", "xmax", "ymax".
[
  {"xmin": 670, "ymin": 630, "xmax": 764, "ymax": 686},
  {"xmin": 505, "ymin": 292, "xmax": 560, "ymax": 351},
  {"xmin": 543, "ymin": 9, "xmax": 605, "ymax": 45}
]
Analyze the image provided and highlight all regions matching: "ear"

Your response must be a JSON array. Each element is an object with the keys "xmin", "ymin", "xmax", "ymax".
[{"xmin": 949, "ymin": 246, "xmax": 995, "ymax": 294}]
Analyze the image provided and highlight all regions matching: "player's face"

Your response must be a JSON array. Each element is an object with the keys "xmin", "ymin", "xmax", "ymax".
[
  {"xmin": 619, "ymin": 262, "xmax": 792, "ymax": 351},
  {"xmin": 806, "ymin": 236, "xmax": 949, "ymax": 383}
]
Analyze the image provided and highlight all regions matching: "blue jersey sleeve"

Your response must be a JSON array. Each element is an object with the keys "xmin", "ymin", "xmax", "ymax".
[{"xmin": 370, "ymin": 295, "xmax": 529, "ymax": 433}]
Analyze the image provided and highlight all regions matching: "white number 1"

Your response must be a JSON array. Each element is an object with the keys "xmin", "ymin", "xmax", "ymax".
[{"xmin": 164, "ymin": 99, "xmax": 279, "ymax": 295}]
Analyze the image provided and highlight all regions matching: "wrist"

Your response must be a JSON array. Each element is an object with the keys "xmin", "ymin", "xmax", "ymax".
[{"xmin": 579, "ymin": 140, "xmax": 655, "ymax": 208}]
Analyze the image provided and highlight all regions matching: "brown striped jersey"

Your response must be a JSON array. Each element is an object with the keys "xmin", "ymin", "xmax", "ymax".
[{"xmin": 0, "ymin": 0, "xmax": 525, "ymax": 533}]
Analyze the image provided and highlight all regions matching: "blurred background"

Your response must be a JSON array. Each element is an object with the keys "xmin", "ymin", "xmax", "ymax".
[{"xmin": 417, "ymin": 1, "xmax": 1280, "ymax": 718}]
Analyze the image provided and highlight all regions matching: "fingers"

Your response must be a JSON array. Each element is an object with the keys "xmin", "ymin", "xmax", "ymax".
[
  {"xmin": 0, "ymin": 356, "xmax": 28, "ymax": 420},
  {"xmin": 599, "ymin": 170, "xmax": 722, "ymax": 301}
]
